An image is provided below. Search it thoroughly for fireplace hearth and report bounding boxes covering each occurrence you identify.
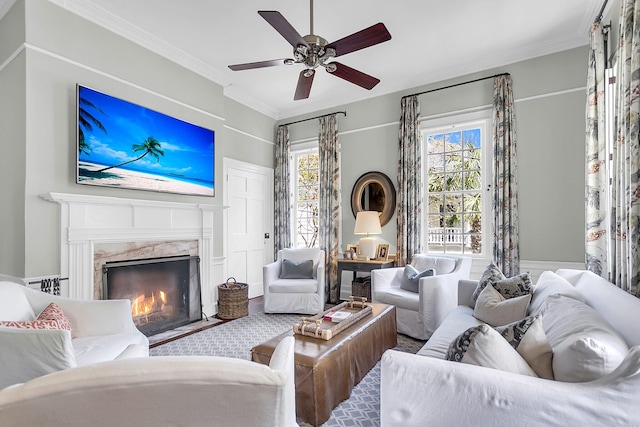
[103,255,202,336]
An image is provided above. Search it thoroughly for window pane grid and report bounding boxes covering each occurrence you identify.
[425,125,483,254]
[293,151,319,248]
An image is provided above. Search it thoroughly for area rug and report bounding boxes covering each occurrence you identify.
[151,310,425,427]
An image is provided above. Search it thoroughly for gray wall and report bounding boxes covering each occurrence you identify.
[1,0,591,278]
[0,0,275,277]
[282,46,589,265]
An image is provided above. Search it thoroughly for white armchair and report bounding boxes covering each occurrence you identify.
[372,255,472,340]
[0,280,149,389]
[263,248,326,314]
[0,336,298,427]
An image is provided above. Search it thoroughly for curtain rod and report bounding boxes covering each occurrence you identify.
[402,72,510,100]
[281,111,346,127]
[594,0,609,24]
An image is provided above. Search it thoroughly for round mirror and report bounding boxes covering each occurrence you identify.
[351,172,396,226]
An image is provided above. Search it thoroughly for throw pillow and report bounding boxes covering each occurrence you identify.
[472,262,505,301]
[473,283,531,327]
[472,262,533,303]
[528,270,586,315]
[495,314,554,379]
[539,294,628,382]
[445,324,537,377]
[399,265,436,293]
[493,274,534,299]
[280,259,314,279]
[0,302,72,332]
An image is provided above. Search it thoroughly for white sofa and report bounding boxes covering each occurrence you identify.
[372,255,472,339]
[381,269,640,426]
[0,280,149,389]
[263,248,326,314]
[0,336,297,427]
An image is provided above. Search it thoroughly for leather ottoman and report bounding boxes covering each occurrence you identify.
[251,303,397,426]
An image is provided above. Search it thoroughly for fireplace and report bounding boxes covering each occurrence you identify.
[103,255,202,336]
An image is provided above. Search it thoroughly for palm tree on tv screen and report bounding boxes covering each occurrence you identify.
[78,98,107,155]
[97,136,164,172]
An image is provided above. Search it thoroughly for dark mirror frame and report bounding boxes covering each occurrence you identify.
[350,171,396,226]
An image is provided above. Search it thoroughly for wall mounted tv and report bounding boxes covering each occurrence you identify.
[77,85,214,197]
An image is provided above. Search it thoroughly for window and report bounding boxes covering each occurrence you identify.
[291,147,319,248]
[422,111,491,255]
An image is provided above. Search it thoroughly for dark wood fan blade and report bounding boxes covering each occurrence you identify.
[258,11,309,49]
[326,23,391,57]
[228,59,288,71]
[329,62,380,90]
[294,70,314,100]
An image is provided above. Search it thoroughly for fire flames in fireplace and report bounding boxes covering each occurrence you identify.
[103,255,202,336]
[131,291,170,326]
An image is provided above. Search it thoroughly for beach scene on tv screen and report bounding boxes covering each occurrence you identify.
[77,85,215,196]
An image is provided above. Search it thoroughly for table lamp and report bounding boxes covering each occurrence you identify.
[354,211,382,259]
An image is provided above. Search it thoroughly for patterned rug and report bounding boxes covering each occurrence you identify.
[151,310,425,426]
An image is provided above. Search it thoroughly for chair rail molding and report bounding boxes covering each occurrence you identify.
[41,192,228,316]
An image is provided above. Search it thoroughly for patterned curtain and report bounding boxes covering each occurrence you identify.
[274,125,292,256]
[318,115,340,303]
[492,75,520,276]
[397,96,423,266]
[612,0,640,294]
[585,21,608,278]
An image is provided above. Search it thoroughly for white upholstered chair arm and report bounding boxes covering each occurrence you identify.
[263,260,281,288]
[371,268,403,292]
[315,259,326,293]
[381,346,640,427]
[0,328,76,388]
[417,273,461,337]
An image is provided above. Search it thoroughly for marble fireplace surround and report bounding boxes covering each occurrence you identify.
[42,192,226,316]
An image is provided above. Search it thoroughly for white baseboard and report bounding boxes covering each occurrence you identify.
[470,259,584,283]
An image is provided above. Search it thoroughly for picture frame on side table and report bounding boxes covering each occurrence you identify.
[376,244,389,260]
[346,244,360,255]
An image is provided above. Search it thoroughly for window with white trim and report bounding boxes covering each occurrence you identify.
[422,111,491,255]
[291,147,319,248]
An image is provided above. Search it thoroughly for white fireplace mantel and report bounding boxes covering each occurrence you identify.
[42,192,227,315]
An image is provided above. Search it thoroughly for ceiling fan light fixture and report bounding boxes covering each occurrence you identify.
[324,63,337,73]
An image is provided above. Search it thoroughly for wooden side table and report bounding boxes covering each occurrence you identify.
[336,259,395,302]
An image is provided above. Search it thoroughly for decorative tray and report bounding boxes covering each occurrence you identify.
[293,296,373,340]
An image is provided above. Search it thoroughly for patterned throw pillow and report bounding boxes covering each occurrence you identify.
[472,262,533,302]
[494,274,534,299]
[399,265,436,293]
[495,314,554,379]
[472,263,505,301]
[0,302,72,333]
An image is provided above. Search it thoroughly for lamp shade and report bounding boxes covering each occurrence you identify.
[354,211,382,235]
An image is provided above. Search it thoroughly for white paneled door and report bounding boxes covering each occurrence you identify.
[224,158,274,299]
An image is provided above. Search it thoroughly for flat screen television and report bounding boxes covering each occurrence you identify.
[76,85,215,197]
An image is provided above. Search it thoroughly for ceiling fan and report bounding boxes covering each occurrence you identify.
[228,0,391,100]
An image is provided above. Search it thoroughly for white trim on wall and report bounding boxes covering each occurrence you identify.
[224,124,273,145]
[288,86,587,145]
[2,43,227,122]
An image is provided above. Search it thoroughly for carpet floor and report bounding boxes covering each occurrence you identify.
[151,310,425,426]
